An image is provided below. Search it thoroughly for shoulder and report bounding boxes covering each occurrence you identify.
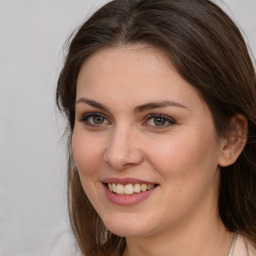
[233,234,256,256]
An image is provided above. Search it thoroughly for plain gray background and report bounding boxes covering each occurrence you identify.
[0,0,255,255]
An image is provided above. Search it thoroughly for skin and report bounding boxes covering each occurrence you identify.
[72,44,245,256]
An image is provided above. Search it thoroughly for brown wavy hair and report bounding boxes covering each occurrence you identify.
[56,0,256,255]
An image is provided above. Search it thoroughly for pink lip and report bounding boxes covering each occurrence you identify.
[102,182,158,206]
[102,177,157,185]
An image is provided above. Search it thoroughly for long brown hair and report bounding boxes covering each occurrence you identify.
[56,0,256,255]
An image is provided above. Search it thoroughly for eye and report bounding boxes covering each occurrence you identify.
[145,114,176,128]
[80,113,109,126]
[91,115,105,124]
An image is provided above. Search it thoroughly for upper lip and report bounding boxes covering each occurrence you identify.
[102,177,158,185]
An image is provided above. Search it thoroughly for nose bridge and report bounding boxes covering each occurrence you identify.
[104,123,143,169]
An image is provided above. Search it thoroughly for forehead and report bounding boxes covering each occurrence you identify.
[77,44,173,85]
[76,44,205,111]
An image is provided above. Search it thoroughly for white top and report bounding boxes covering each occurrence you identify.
[232,234,256,256]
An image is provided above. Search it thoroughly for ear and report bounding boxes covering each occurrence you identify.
[218,114,248,167]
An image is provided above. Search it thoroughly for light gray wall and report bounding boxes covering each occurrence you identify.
[0,0,255,255]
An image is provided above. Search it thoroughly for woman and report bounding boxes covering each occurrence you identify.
[56,0,256,255]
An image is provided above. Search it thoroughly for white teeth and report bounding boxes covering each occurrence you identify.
[134,184,141,193]
[107,183,155,195]
[141,184,147,192]
[148,184,154,190]
[124,184,134,195]
[108,183,112,191]
[112,183,117,193]
[116,184,124,194]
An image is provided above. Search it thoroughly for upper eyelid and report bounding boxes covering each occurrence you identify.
[146,113,172,118]
[79,112,109,120]
[145,113,176,121]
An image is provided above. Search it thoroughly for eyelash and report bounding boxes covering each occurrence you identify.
[80,112,110,126]
[79,112,176,128]
[144,114,176,128]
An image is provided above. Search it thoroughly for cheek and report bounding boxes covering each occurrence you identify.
[146,129,220,179]
[145,132,221,222]
[71,132,106,208]
[72,132,104,176]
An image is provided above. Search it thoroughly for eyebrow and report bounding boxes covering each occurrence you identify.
[76,98,110,112]
[134,101,187,113]
[76,98,187,113]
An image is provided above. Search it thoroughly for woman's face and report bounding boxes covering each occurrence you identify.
[72,44,227,238]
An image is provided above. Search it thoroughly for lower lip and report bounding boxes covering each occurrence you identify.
[103,184,157,206]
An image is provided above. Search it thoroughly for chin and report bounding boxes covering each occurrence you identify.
[101,212,158,238]
[107,224,151,238]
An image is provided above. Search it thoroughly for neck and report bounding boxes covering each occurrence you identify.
[123,209,235,256]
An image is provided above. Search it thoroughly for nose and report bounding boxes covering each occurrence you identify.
[103,126,144,170]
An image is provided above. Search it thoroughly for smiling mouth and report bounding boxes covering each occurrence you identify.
[105,183,158,196]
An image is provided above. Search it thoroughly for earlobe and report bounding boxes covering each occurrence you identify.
[218,114,248,167]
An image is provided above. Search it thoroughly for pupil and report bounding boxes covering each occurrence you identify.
[154,117,165,126]
[93,116,104,124]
